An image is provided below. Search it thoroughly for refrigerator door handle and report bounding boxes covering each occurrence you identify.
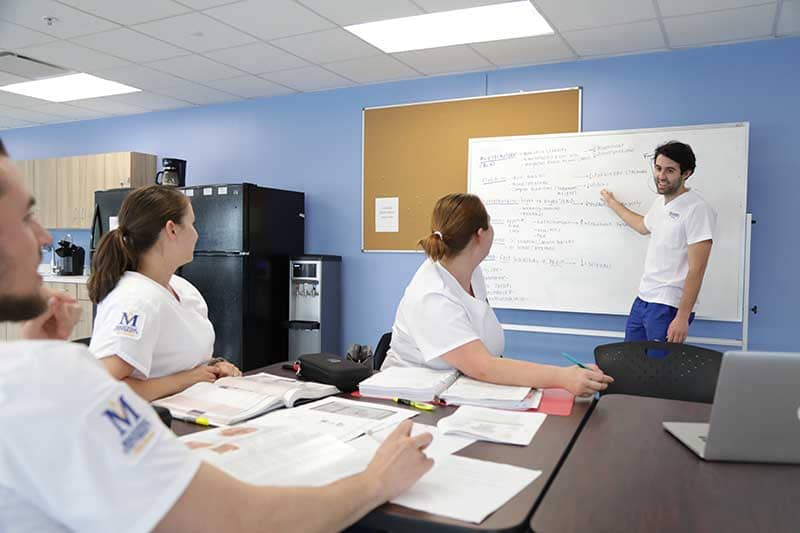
[90,203,101,250]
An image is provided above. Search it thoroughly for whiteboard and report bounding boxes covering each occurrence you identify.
[467,123,749,322]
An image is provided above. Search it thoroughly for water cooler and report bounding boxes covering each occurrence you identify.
[287,255,341,360]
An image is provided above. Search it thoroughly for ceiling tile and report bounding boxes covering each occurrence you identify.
[19,41,130,71]
[0,90,55,108]
[203,42,309,74]
[0,104,65,123]
[57,0,191,25]
[0,71,28,85]
[134,12,256,53]
[272,28,381,64]
[152,81,239,104]
[563,19,666,56]
[413,0,513,12]
[67,97,149,114]
[296,0,423,25]
[393,45,492,75]
[173,0,238,8]
[94,64,188,89]
[263,66,354,92]
[0,116,37,129]
[72,28,188,63]
[657,0,775,18]
[147,54,244,82]
[778,0,800,35]
[206,75,296,98]
[204,0,335,40]
[324,55,419,84]
[471,34,577,66]
[31,102,111,118]
[664,4,777,47]
[0,0,119,39]
[0,20,55,50]
[535,0,658,31]
[104,90,193,110]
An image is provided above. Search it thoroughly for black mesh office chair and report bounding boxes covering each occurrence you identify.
[594,341,723,403]
[72,337,91,346]
[373,331,392,370]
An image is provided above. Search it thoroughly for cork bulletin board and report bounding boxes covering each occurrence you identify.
[362,87,582,251]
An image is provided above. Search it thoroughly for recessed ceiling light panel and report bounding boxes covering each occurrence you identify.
[0,73,140,103]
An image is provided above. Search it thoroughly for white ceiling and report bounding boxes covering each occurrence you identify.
[0,0,797,130]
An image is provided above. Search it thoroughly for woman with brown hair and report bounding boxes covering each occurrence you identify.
[88,185,240,401]
[382,193,613,397]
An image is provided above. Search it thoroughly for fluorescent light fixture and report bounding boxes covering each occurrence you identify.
[0,73,140,102]
[345,1,553,53]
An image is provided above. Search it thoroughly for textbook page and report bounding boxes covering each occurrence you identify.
[153,373,338,426]
[366,422,476,458]
[249,397,417,442]
[180,425,364,487]
[437,405,547,446]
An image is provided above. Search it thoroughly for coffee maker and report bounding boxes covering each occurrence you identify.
[155,158,186,187]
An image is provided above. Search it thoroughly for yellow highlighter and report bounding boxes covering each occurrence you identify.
[194,417,210,426]
[393,398,435,411]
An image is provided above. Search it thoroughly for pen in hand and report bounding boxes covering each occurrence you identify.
[560,352,589,369]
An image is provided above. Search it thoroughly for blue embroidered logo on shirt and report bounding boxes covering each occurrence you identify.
[103,394,154,455]
[112,311,145,339]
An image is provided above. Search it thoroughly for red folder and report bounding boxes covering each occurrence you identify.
[528,388,574,416]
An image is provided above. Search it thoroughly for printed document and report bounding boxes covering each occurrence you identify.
[249,397,417,442]
[437,405,547,446]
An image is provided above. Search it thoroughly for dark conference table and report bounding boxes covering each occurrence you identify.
[172,363,594,533]
[530,395,800,533]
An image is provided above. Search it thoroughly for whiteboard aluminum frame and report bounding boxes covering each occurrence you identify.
[361,86,583,253]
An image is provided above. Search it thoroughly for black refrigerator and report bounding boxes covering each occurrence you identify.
[92,183,305,371]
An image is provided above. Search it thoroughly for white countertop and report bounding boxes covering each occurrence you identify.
[42,274,89,284]
[38,265,88,283]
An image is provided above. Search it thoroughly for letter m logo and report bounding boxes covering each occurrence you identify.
[119,312,138,328]
[103,395,141,436]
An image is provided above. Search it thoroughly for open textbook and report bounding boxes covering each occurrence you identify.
[440,376,542,410]
[153,373,339,426]
[182,416,540,524]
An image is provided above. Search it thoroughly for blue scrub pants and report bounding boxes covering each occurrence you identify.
[624,297,695,355]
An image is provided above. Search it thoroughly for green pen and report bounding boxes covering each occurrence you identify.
[561,352,589,369]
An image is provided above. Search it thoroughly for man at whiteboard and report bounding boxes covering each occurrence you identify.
[600,141,716,345]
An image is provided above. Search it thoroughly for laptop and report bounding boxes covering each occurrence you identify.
[663,351,800,463]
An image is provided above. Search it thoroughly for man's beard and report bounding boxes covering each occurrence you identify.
[0,292,48,322]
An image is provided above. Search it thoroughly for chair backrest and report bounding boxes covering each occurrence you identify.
[72,337,91,346]
[594,341,723,403]
[374,331,392,370]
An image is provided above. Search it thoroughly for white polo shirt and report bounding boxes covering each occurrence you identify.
[0,340,201,532]
[639,189,716,309]
[382,259,505,371]
[90,271,215,379]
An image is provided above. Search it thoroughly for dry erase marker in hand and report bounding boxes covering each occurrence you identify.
[560,352,589,369]
[393,398,435,411]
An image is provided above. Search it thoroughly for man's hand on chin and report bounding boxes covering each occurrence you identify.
[20,288,82,341]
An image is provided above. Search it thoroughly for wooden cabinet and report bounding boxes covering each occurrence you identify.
[0,280,93,342]
[17,152,156,229]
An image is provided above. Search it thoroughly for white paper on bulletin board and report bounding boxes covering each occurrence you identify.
[375,197,399,233]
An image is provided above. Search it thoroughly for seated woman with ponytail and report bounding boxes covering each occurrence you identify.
[88,185,240,401]
[382,193,614,397]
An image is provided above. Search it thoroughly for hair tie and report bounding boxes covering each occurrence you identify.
[433,231,443,240]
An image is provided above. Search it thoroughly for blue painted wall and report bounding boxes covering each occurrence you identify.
[4,37,799,363]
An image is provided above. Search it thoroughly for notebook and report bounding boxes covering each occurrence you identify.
[153,372,339,426]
